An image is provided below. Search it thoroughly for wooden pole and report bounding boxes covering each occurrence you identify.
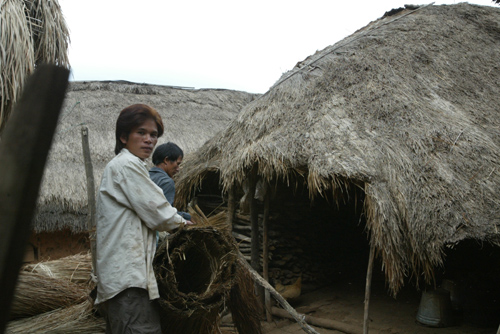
[0,65,69,333]
[363,242,376,334]
[249,174,259,272]
[262,183,272,322]
[248,169,264,306]
[226,187,236,232]
[81,126,97,275]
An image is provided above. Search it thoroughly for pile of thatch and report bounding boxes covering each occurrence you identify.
[6,254,103,333]
[9,271,87,319]
[22,252,92,285]
[6,300,105,334]
[154,226,261,334]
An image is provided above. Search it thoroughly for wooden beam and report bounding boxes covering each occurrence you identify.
[0,65,69,332]
[249,174,259,272]
[226,187,236,232]
[262,184,272,322]
[363,242,376,334]
[81,126,97,275]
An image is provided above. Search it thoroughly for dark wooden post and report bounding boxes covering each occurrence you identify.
[248,168,264,307]
[226,187,236,232]
[0,65,69,332]
[262,183,272,322]
[81,126,97,275]
[363,242,376,334]
[249,170,259,272]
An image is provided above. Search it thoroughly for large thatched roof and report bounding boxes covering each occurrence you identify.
[34,81,259,233]
[176,3,500,293]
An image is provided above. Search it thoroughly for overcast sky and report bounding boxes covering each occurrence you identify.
[58,1,497,94]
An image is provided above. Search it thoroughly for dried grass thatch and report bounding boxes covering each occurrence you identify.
[6,300,105,334]
[0,0,69,131]
[10,271,87,319]
[34,81,258,233]
[175,3,500,294]
[153,226,261,334]
[22,252,92,285]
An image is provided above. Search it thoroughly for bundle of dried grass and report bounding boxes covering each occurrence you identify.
[154,227,237,334]
[9,271,87,319]
[6,300,105,334]
[22,252,92,285]
[188,204,230,233]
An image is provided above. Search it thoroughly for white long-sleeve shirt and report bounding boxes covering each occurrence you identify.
[94,148,185,305]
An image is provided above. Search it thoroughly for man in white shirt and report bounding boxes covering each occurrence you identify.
[95,104,193,333]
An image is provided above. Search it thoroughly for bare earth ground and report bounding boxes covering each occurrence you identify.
[223,279,498,334]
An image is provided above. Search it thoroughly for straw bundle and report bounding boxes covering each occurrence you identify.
[9,271,87,319]
[22,252,92,285]
[188,204,230,233]
[154,227,238,334]
[6,300,105,334]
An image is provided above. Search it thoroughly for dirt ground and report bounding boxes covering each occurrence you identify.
[222,279,499,334]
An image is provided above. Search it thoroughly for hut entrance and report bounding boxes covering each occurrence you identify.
[194,175,374,295]
[256,180,370,293]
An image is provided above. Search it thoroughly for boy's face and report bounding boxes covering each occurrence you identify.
[120,119,158,160]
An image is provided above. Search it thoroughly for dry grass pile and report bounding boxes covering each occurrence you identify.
[154,226,261,334]
[9,271,87,319]
[22,252,92,285]
[188,204,230,233]
[6,300,105,334]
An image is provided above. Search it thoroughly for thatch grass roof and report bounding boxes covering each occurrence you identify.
[175,3,500,294]
[34,81,259,233]
[0,0,70,131]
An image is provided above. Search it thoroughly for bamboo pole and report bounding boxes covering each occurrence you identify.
[81,126,96,276]
[363,242,376,334]
[262,184,272,322]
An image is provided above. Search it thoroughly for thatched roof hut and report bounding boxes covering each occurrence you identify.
[176,3,500,294]
[34,81,259,234]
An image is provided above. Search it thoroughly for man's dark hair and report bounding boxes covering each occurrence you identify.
[114,104,164,155]
[152,142,184,165]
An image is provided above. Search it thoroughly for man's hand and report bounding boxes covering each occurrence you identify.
[185,220,195,226]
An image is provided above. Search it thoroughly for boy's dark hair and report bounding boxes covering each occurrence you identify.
[152,142,184,165]
[115,104,164,155]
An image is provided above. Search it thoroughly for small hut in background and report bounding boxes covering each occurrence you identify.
[29,81,259,261]
[176,3,500,328]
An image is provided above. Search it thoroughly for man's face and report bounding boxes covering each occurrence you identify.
[164,156,183,178]
[120,119,158,160]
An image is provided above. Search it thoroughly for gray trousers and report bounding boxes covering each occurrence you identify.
[99,288,162,334]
